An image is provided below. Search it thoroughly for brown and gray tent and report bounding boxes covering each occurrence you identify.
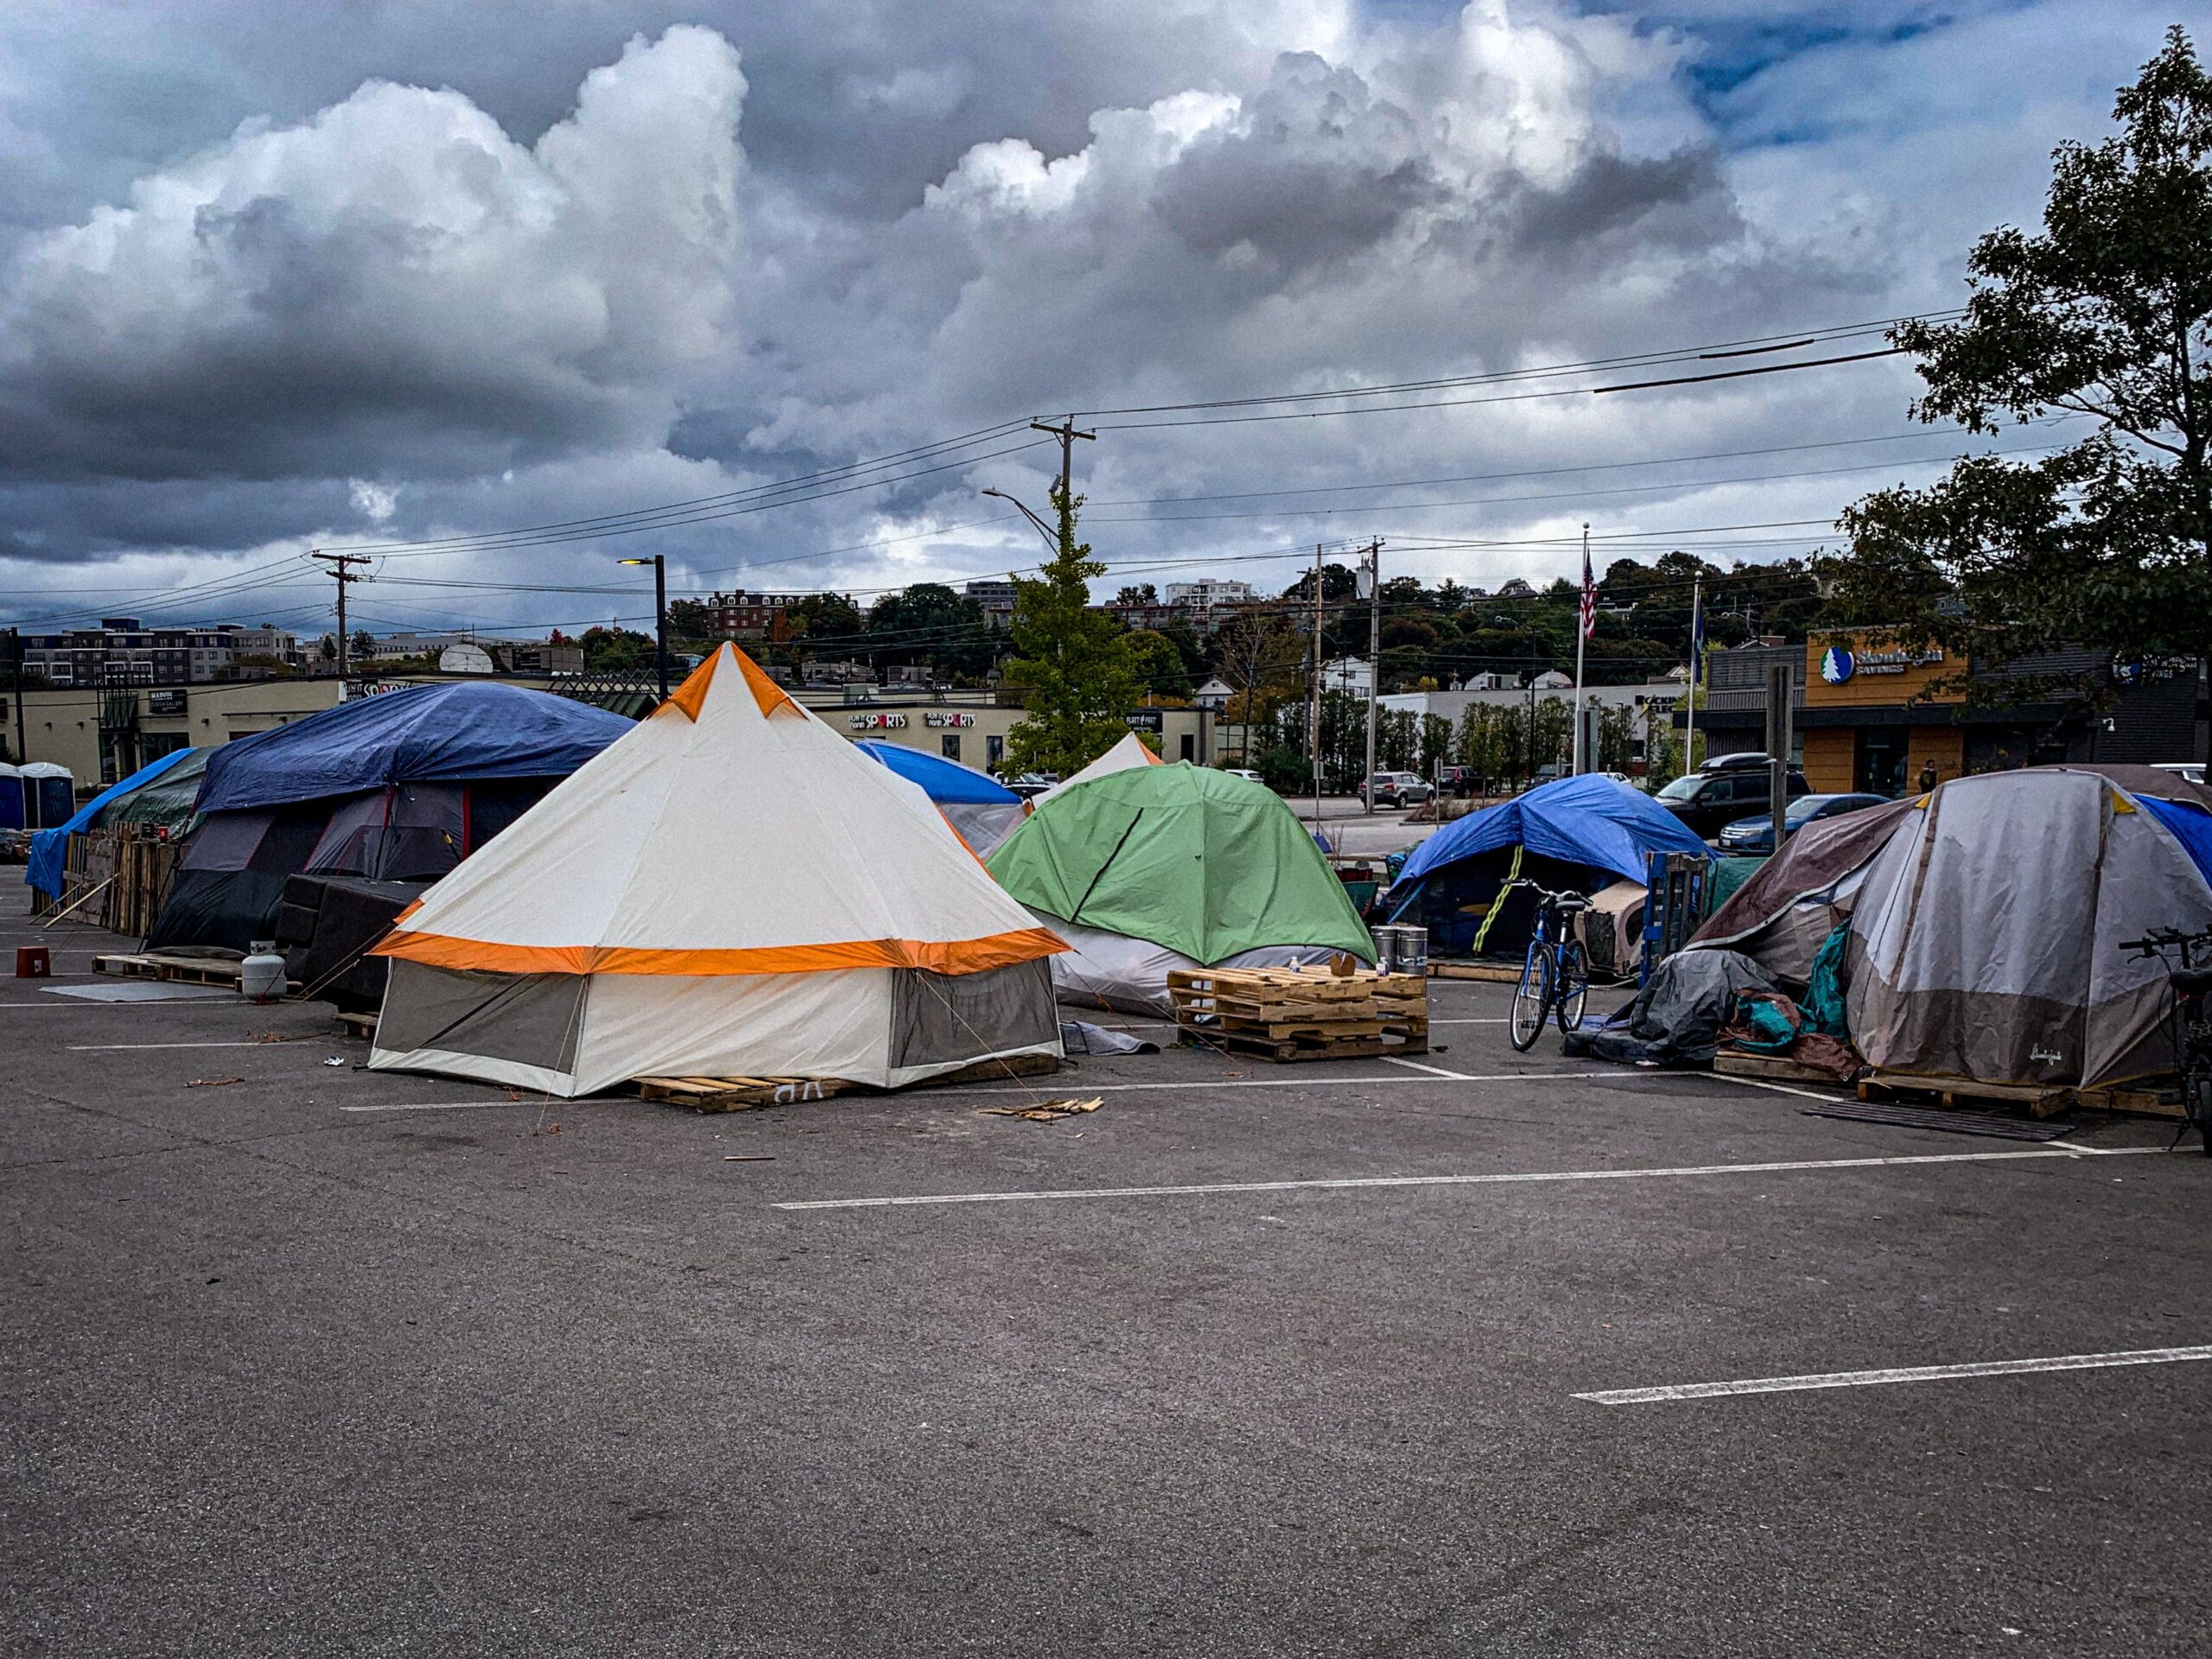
[1690,766,2212,1090]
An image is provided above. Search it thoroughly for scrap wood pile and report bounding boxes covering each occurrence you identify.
[1168,962,1428,1061]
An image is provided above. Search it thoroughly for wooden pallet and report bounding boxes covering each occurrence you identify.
[333,1010,378,1040]
[1714,1050,1855,1087]
[93,950,296,993]
[1169,964,1428,1062]
[1857,1070,2070,1119]
[2074,1083,2186,1121]
[630,1049,1062,1114]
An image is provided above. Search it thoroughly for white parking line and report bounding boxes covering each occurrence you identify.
[772,1145,2164,1211]
[337,1100,534,1113]
[1705,1071,1852,1104]
[1383,1056,1480,1081]
[1574,1344,2212,1405]
[69,1040,302,1051]
[963,1070,1642,1096]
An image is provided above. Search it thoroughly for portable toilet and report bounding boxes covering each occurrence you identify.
[0,762,21,832]
[20,762,74,830]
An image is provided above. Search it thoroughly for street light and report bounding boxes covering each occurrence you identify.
[981,487,1058,552]
[616,556,668,702]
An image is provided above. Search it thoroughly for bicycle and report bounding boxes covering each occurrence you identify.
[1508,881,1591,1052]
[2121,925,2212,1156]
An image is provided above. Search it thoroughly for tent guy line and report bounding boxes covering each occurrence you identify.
[1573,1344,2212,1405]
[769,1145,2166,1211]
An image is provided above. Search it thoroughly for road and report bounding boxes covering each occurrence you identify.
[4,888,2209,1656]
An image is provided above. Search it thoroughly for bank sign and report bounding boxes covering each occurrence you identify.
[1820,644,1943,684]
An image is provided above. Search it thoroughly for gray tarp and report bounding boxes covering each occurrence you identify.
[1569,949,1777,1067]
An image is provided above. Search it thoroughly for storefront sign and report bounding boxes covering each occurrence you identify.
[147,690,187,715]
[848,712,908,730]
[2111,653,2196,685]
[1821,645,1942,683]
[923,712,974,728]
[1124,710,1164,733]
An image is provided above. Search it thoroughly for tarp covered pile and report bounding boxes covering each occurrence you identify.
[23,747,203,899]
[369,645,1065,1096]
[987,761,1373,1014]
[1692,766,2212,1089]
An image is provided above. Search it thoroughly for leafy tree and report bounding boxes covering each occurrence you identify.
[1114,583,1159,606]
[349,629,376,662]
[1124,629,1192,701]
[580,626,655,671]
[868,582,994,679]
[1002,482,1141,774]
[1827,28,2212,684]
[790,592,865,650]
[664,599,715,648]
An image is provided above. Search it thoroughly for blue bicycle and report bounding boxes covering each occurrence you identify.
[1508,882,1591,1052]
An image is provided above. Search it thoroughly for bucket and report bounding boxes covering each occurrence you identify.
[1389,925,1427,976]
[1369,927,1397,975]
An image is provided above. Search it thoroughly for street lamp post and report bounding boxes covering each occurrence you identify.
[618,556,668,702]
[981,487,1059,552]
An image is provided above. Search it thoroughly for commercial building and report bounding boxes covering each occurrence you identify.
[16,619,303,687]
[1688,633,2208,794]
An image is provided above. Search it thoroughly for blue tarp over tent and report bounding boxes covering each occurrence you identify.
[196,683,633,814]
[1395,774,1714,891]
[24,747,196,898]
[854,740,1020,805]
[2139,796,2212,890]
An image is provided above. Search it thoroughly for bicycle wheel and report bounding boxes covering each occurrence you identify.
[1554,938,1590,1037]
[1510,945,1554,1052]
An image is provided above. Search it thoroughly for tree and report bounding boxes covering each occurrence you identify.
[789,593,864,652]
[1001,482,1141,775]
[580,626,655,671]
[1115,583,1158,606]
[1826,28,2212,687]
[1124,630,1192,701]
[1210,606,1307,762]
[868,583,993,680]
[349,629,376,662]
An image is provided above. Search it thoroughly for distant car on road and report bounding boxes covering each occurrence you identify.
[1716,791,1890,855]
[1655,763,1811,840]
[1222,767,1266,785]
[1002,772,1058,799]
[1362,771,1434,809]
[1434,765,1476,797]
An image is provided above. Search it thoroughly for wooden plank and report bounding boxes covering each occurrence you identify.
[2075,1084,2186,1121]
[1713,1050,1853,1087]
[334,1010,378,1039]
[1857,1070,2070,1117]
[1427,960,1525,982]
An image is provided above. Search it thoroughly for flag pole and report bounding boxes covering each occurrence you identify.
[1571,524,1589,775]
[1683,575,1702,779]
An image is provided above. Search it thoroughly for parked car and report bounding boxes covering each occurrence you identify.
[1434,765,1476,798]
[1655,765,1810,841]
[1222,767,1266,785]
[1716,791,1890,855]
[1002,772,1058,800]
[1362,771,1435,808]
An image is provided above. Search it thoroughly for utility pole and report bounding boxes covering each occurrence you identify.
[1572,523,1590,776]
[618,556,670,702]
[1358,539,1382,815]
[310,551,372,678]
[1682,575,1703,779]
[1309,542,1325,827]
[5,626,24,766]
[1029,417,1096,503]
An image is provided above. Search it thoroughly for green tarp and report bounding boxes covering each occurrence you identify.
[99,747,210,834]
[985,763,1375,965]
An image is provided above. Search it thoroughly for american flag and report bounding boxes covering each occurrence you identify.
[1578,541,1597,639]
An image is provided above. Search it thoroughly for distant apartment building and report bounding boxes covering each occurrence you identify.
[1163,578,1254,614]
[18,619,301,687]
[702,589,814,638]
[365,632,582,675]
[963,580,1020,626]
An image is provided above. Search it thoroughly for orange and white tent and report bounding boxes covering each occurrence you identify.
[1038,730,1161,802]
[367,645,1066,1096]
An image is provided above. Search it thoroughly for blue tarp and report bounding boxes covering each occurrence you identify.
[2139,796,2212,890]
[854,740,1020,806]
[196,683,633,815]
[24,747,196,898]
[1395,773,1715,890]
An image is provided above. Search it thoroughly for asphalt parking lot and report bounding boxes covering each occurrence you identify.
[4,887,2209,1657]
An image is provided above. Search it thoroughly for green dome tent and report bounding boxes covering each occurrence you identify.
[986,763,1374,1014]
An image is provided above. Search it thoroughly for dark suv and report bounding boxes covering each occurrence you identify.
[1655,758,1810,842]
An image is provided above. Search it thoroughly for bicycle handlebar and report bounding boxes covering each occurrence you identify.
[2122,926,2212,957]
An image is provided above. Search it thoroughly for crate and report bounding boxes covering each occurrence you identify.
[1168,964,1428,1062]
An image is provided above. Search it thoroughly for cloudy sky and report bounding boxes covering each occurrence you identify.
[0,1,2180,640]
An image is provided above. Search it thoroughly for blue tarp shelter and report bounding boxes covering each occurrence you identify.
[1388,775,1713,959]
[25,747,197,898]
[854,739,1028,857]
[198,682,631,813]
[148,683,632,953]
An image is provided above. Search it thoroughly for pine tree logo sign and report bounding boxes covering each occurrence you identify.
[1820,646,1856,684]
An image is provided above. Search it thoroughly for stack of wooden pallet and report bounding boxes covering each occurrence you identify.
[102,830,181,938]
[1167,963,1428,1062]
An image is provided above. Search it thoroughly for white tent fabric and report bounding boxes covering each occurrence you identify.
[368,645,1065,1096]
[1037,731,1160,802]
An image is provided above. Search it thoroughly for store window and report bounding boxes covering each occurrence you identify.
[986,734,1004,768]
[1855,731,1909,797]
[941,734,961,761]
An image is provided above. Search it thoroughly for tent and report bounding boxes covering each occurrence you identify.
[23,747,200,899]
[147,683,631,953]
[855,741,1028,857]
[1037,731,1160,801]
[1694,766,2212,1089]
[368,645,1065,1096]
[985,761,1374,1014]
[99,747,211,835]
[1385,774,1713,963]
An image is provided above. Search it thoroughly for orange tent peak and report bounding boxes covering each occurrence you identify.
[657,649,722,722]
[733,646,803,719]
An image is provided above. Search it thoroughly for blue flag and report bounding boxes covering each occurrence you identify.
[1689,593,1706,687]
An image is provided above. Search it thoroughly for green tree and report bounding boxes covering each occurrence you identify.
[1124,629,1192,701]
[868,583,994,679]
[1002,482,1141,775]
[581,626,655,671]
[1827,28,2212,684]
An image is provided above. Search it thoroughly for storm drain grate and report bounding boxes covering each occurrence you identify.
[1799,1101,2077,1141]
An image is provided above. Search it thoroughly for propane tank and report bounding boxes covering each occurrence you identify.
[239,944,286,1004]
